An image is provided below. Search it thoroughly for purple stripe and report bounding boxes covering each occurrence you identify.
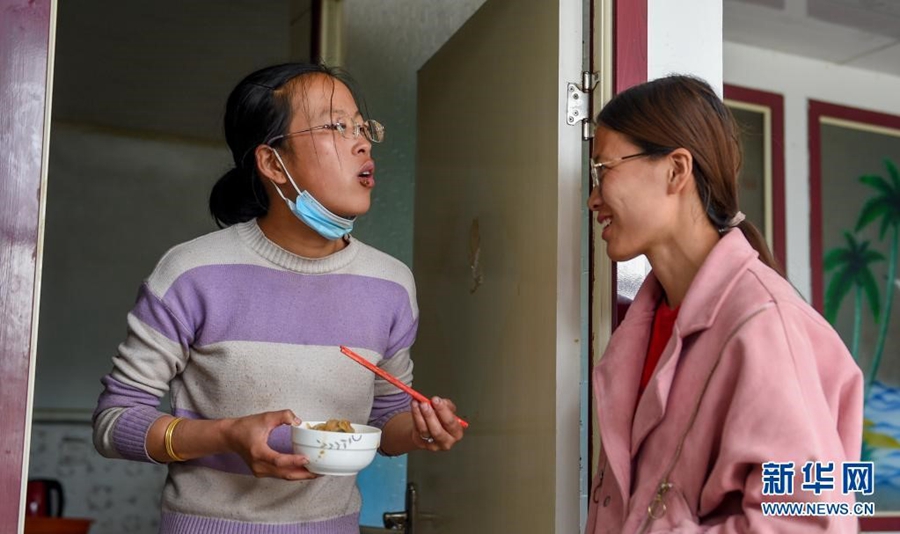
[93,375,161,422]
[385,316,418,359]
[112,405,165,463]
[174,409,294,475]
[185,451,252,475]
[160,511,360,534]
[368,392,411,428]
[268,424,293,454]
[159,265,415,354]
[132,283,193,348]
[95,377,164,462]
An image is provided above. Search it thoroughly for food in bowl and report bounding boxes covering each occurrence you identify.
[309,419,354,433]
[292,421,382,476]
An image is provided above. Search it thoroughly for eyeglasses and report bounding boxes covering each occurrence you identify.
[589,152,651,190]
[267,118,385,145]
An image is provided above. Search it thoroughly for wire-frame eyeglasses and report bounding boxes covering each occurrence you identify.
[267,119,385,146]
[589,152,651,190]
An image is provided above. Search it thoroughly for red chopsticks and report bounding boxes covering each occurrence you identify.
[339,345,469,429]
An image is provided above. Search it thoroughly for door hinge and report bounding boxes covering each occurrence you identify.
[566,71,600,140]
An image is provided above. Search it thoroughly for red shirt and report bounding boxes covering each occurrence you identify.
[639,300,680,396]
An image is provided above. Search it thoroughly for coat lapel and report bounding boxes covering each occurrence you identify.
[630,334,682,458]
[594,273,661,508]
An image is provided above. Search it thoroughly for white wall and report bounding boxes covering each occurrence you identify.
[28,424,166,533]
[649,0,723,93]
[724,41,900,300]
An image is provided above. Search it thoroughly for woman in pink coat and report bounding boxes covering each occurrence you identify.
[585,75,864,533]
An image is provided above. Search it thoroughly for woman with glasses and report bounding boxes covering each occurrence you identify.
[92,63,464,533]
[585,75,862,533]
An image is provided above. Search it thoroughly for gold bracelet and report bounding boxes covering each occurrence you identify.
[164,417,186,462]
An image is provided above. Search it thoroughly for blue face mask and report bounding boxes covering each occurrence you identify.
[268,149,355,240]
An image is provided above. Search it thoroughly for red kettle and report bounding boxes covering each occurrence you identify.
[25,479,64,517]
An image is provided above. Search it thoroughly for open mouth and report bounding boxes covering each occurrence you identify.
[598,216,612,230]
[358,161,375,187]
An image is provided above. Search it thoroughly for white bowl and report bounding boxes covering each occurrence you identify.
[291,421,382,476]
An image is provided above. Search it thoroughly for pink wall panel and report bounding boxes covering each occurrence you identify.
[0,0,52,530]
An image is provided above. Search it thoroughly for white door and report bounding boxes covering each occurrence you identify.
[409,0,588,531]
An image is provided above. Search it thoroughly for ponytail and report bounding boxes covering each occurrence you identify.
[209,166,269,228]
[699,190,785,279]
[735,219,784,277]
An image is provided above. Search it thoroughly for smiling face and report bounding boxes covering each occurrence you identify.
[271,73,376,218]
[588,126,677,262]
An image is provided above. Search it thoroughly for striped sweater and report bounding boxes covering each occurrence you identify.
[92,219,417,534]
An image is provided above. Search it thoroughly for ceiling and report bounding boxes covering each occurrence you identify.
[725,0,900,76]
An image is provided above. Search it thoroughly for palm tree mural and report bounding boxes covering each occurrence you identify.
[855,158,900,396]
[824,232,883,359]
[823,159,900,464]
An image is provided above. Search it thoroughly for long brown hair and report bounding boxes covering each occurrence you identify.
[596,74,783,276]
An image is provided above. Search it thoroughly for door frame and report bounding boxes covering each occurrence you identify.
[589,0,647,479]
[0,0,56,531]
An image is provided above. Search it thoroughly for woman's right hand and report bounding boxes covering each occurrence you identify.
[223,409,318,480]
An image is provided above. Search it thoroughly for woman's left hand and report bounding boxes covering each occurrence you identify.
[411,396,464,451]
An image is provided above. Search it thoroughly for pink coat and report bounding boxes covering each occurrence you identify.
[586,230,863,533]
